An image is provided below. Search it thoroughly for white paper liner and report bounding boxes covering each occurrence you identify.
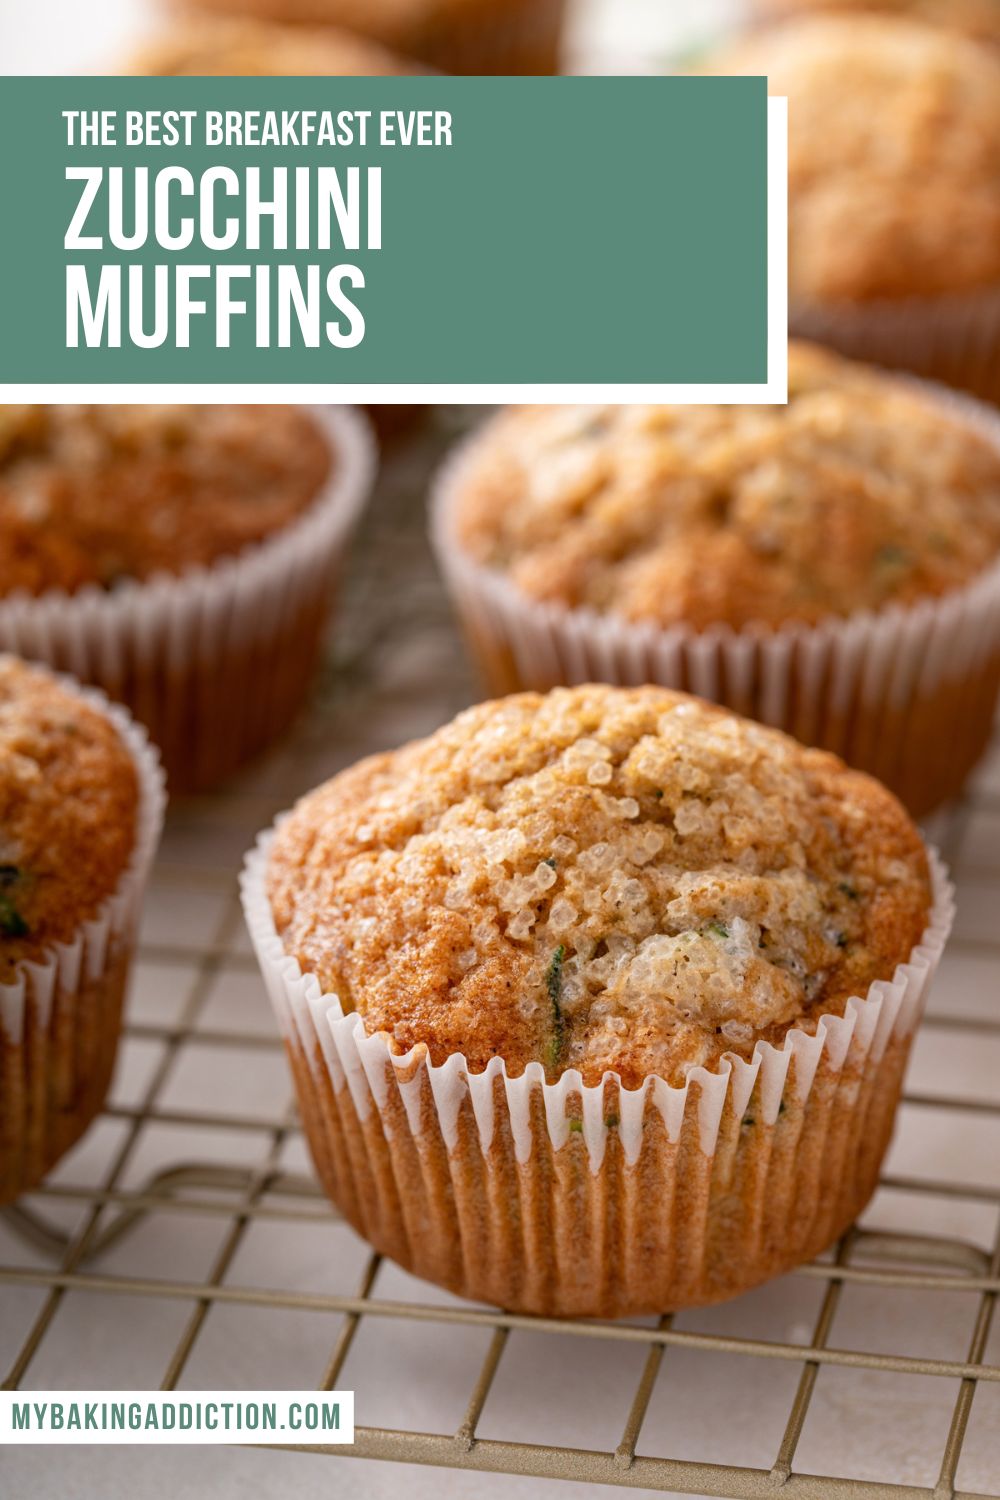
[790,285,1000,406]
[0,405,376,793]
[0,661,166,1202]
[429,380,1000,816]
[241,827,954,1315]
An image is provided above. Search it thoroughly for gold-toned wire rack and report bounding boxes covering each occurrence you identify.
[2,411,1000,1499]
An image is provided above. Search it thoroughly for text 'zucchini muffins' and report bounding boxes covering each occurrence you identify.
[709,17,1000,401]
[127,24,427,454]
[0,404,374,793]
[242,685,953,1317]
[0,657,165,1204]
[173,0,565,75]
[432,345,1000,815]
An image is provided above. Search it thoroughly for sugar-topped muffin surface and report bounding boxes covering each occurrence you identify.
[709,17,1000,304]
[267,685,931,1088]
[0,657,139,983]
[0,405,332,595]
[447,345,1000,632]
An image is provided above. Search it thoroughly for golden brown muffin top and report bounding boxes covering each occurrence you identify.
[709,16,1000,302]
[129,15,421,73]
[268,685,931,1088]
[447,345,1000,632]
[755,0,1000,45]
[0,658,139,984]
[0,405,332,596]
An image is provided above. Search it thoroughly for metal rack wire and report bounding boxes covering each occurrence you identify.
[2,412,1000,1499]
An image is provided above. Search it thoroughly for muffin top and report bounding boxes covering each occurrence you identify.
[0,405,332,596]
[0,658,139,985]
[447,345,1000,632]
[130,16,420,73]
[172,0,507,51]
[755,0,1000,45]
[268,684,932,1088]
[709,16,1000,302]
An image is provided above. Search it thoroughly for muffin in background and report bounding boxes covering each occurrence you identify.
[0,404,374,794]
[127,14,421,72]
[431,344,1000,816]
[171,0,565,74]
[0,657,164,1204]
[708,16,1000,403]
[751,0,1000,46]
[243,684,952,1316]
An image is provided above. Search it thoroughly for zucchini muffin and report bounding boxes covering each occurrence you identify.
[0,406,330,595]
[0,657,165,1204]
[128,15,420,73]
[753,0,1000,46]
[0,404,374,793]
[245,685,952,1315]
[709,16,1000,400]
[173,0,565,74]
[432,344,1000,814]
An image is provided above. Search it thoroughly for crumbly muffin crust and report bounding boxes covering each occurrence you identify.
[448,345,1000,632]
[0,657,139,983]
[755,0,1000,45]
[129,16,420,73]
[709,16,1000,303]
[268,684,931,1088]
[0,406,332,595]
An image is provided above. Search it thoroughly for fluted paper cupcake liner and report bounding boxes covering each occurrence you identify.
[790,286,1000,409]
[430,383,1000,817]
[0,406,376,796]
[0,668,166,1205]
[241,832,953,1318]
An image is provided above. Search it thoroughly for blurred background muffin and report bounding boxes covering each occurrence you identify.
[751,0,1000,46]
[0,656,164,1204]
[432,343,1000,814]
[707,15,1000,403]
[170,0,566,74]
[128,13,423,70]
[246,682,951,1314]
[0,404,374,793]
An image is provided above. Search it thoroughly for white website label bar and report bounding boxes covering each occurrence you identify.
[0,1390,355,1445]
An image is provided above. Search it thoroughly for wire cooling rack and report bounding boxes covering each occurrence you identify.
[2,410,1000,1500]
